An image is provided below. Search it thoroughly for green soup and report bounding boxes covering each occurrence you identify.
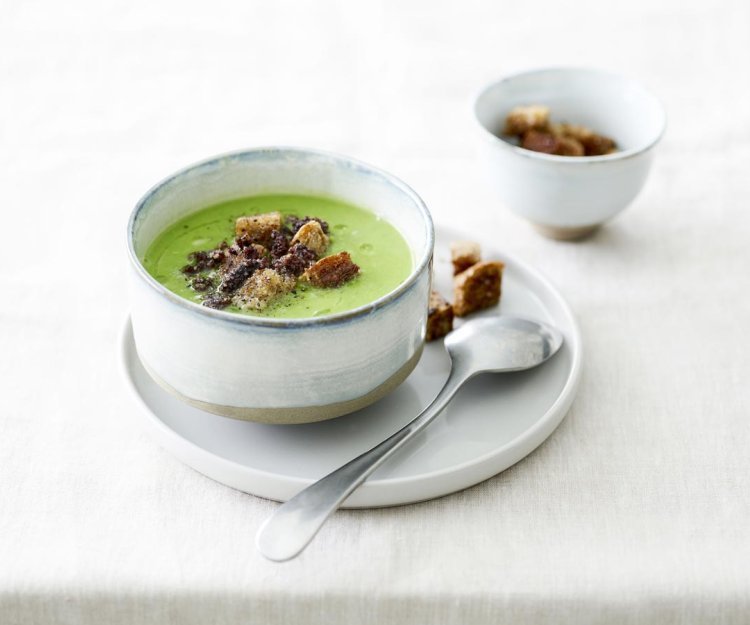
[142,194,413,318]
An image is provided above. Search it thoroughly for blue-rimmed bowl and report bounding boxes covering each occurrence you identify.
[127,148,434,424]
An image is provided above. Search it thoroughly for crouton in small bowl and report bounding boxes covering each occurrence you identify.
[127,148,433,424]
[474,67,666,239]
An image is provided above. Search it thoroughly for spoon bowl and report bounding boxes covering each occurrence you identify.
[446,316,563,373]
[256,315,564,561]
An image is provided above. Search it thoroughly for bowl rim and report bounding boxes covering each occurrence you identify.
[127,146,434,329]
[472,66,667,164]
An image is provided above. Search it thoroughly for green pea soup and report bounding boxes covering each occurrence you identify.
[142,194,413,318]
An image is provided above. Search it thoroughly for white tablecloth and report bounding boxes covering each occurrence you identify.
[2,0,750,623]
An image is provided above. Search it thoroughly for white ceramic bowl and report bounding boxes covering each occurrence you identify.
[127,148,434,424]
[474,67,666,239]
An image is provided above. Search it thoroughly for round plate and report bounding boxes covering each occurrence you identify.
[119,227,582,508]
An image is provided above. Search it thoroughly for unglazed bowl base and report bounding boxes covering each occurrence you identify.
[139,345,424,425]
[530,222,600,241]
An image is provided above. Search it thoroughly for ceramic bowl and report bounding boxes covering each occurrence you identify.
[127,148,434,424]
[474,67,666,239]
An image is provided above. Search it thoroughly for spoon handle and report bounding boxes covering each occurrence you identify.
[256,364,473,562]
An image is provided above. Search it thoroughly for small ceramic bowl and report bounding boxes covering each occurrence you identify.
[127,148,434,424]
[474,67,666,239]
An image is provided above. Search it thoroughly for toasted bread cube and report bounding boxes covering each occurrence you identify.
[453,261,504,317]
[233,268,295,311]
[521,129,558,154]
[235,212,282,246]
[553,123,616,156]
[290,221,329,257]
[548,121,567,138]
[426,290,454,341]
[521,130,584,157]
[450,241,482,275]
[579,133,616,156]
[303,251,359,288]
[504,105,550,136]
[555,136,585,157]
[556,123,588,139]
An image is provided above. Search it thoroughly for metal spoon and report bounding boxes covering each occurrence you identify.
[256,315,564,562]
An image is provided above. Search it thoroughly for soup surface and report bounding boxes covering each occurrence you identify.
[142,194,413,318]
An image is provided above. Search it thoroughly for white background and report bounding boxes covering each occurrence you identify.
[2,1,750,623]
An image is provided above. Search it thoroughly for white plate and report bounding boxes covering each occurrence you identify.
[119,227,582,508]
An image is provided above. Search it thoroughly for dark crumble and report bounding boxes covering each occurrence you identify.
[272,243,318,277]
[180,251,208,275]
[218,257,269,293]
[180,211,361,312]
[180,262,200,275]
[235,233,260,250]
[206,249,226,268]
[180,247,227,275]
[288,243,317,264]
[190,275,214,292]
[202,294,232,309]
[269,229,289,259]
[273,253,310,277]
[286,215,329,235]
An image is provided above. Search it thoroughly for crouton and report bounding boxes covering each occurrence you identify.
[521,130,558,154]
[503,105,550,135]
[555,136,585,157]
[290,220,329,257]
[450,241,482,275]
[303,251,360,288]
[453,261,504,317]
[234,212,282,246]
[521,130,585,157]
[551,123,616,156]
[233,268,295,311]
[548,121,567,138]
[426,290,454,341]
[579,133,616,156]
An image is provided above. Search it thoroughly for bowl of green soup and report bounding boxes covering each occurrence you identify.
[128,147,434,424]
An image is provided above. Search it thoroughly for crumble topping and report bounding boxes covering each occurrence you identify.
[179,212,359,312]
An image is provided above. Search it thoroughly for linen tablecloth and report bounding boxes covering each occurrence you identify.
[2,0,750,622]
